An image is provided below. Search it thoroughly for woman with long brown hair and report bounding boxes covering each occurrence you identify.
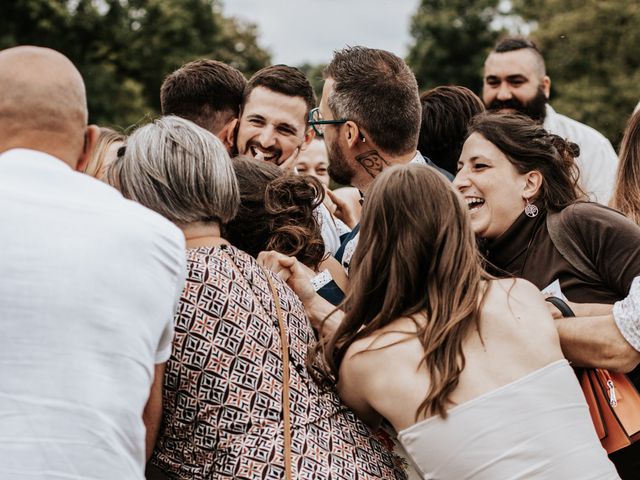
[324,164,617,479]
[611,109,640,223]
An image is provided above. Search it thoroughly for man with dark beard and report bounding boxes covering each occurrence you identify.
[483,37,618,204]
[308,46,433,273]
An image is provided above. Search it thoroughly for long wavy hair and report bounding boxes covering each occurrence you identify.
[324,164,490,419]
[611,109,640,224]
[226,156,326,270]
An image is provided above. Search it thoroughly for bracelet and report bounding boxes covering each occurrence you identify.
[310,269,333,292]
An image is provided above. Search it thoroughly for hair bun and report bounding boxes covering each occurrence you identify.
[265,175,324,215]
[548,134,580,161]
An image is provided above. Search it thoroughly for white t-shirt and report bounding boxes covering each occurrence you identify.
[316,202,351,255]
[0,149,186,479]
[544,105,619,205]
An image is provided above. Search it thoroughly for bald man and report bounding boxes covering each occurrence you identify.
[0,47,186,479]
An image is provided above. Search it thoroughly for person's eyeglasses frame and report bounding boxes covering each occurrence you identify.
[308,107,347,137]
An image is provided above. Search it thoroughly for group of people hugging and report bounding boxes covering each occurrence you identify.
[4,35,640,480]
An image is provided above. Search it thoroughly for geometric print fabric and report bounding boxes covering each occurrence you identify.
[152,245,407,479]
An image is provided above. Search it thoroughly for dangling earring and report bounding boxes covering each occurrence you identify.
[524,198,539,218]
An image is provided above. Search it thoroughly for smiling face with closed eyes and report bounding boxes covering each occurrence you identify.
[453,132,529,240]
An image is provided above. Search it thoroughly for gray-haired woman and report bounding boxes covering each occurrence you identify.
[107,116,406,480]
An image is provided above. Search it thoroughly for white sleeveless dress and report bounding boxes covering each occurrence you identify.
[398,360,619,479]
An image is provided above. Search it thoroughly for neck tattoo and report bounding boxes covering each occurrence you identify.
[355,149,389,178]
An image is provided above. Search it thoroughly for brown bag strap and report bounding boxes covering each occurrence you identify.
[263,271,293,480]
[221,250,293,479]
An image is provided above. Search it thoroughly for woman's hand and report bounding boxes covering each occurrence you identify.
[258,250,344,339]
[257,250,317,304]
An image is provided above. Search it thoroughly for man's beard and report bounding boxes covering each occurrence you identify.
[487,86,548,123]
[327,139,356,186]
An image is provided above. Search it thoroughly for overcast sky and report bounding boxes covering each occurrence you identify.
[221,0,420,66]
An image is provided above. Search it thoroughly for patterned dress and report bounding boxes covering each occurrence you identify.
[151,245,406,479]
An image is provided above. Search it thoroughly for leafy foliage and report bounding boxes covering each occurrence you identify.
[407,0,640,144]
[298,62,326,105]
[513,0,640,146]
[406,0,503,94]
[0,0,271,129]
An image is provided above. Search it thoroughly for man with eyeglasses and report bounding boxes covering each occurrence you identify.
[262,45,443,309]
[306,46,445,274]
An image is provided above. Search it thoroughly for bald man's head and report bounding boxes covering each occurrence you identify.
[0,46,96,168]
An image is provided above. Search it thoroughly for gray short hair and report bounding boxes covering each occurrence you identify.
[107,115,239,225]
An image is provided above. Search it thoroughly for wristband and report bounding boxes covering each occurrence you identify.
[310,269,333,292]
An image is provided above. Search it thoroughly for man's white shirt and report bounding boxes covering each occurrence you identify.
[544,104,619,205]
[0,149,186,479]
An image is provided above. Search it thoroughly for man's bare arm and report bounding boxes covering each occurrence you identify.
[555,315,640,372]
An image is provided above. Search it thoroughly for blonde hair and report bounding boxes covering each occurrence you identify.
[83,127,125,179]
[106,116,239,226]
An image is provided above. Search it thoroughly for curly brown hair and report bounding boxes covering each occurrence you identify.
[226,156,326,270]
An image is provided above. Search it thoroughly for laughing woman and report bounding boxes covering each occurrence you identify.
[454,113,640,478]
[327,164,617,479]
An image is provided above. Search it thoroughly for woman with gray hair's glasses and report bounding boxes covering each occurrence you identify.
[108,116,406,480]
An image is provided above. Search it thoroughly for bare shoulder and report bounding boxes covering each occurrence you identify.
[483,278,558,338]
[487,277,546,308]
[338,317,423,428]
[340,316,422,391]
[342,318,419,373]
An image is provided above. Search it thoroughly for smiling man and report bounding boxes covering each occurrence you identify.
[482,37,618,205]
[236,65,315,171]
[235,64,352,255]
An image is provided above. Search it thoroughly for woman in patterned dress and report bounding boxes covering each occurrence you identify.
[107,116,406,480]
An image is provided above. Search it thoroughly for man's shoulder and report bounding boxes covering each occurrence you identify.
[0,148,184,255]
[544,105,613,149]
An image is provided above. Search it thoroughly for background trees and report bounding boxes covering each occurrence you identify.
[513,0,640,145]
[0,0,271,128]
[406,0,503,95]
[2,1,638,144]
[406,0,640,146]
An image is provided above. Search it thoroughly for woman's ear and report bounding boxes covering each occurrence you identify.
[523,170,543,200]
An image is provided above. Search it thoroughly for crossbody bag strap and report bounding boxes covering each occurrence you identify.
[220,250,293,480]
[263,271,293,480]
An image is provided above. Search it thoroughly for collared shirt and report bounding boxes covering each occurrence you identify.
[0,149,186,479]
[543,105,618,205]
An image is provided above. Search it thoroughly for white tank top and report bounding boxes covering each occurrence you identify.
[398,360,619,479]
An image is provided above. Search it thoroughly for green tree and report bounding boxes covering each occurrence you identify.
[298,62,326,104]
[513,0,640,145]
[406,0,504,94]
[0,0,271,128]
